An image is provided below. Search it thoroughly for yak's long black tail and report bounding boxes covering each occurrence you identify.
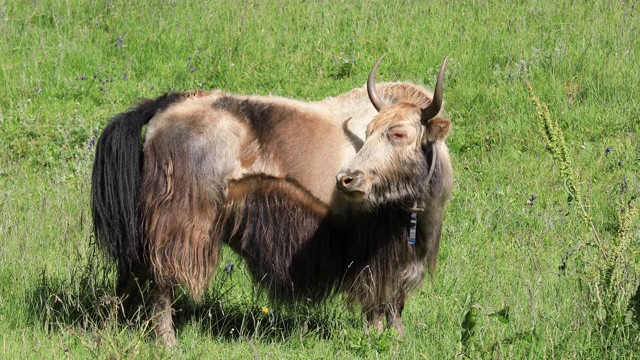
[91,93,186,281]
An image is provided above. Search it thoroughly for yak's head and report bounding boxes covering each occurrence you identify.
[336,55,451,210]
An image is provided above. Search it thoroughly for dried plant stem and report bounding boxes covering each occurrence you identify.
[576,198,608,263]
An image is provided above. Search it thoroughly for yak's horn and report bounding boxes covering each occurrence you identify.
[421,57,448,123]
[367,54,387,112]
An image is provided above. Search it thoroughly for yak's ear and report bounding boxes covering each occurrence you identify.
[425,116,451,142]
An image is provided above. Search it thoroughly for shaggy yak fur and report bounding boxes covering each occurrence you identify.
[91,56,454,346]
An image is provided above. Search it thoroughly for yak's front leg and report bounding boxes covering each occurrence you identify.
[385,296,405,336]
[151,281,176,347]
[365,306,385,334]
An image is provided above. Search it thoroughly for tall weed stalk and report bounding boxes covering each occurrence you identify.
[527,81,639,343]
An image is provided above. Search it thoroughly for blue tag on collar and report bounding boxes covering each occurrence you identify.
[409,210,417,245]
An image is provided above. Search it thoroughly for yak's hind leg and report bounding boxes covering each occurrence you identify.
[146,204,218,347]
[151,281,176,347]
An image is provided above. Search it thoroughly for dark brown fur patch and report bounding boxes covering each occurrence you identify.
[214,174,426,311]
[216,175,342,302]
[213,96,282,144]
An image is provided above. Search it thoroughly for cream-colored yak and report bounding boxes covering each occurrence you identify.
[92,55,453,347]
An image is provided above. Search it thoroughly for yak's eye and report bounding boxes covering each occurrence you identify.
[389,128,407,141]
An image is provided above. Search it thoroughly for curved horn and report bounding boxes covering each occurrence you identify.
[367,54,387,112]
[421,56,449,123]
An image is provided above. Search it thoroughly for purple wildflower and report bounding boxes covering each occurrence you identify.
[224,263,234,275]
[88,138,95,149]
[115,37,123,47]
[527,194,537,206]
[605,147,611,156]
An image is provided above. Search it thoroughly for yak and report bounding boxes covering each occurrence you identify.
[91,55,454,346]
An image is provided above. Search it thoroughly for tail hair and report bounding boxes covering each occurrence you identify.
[91,93,186,276]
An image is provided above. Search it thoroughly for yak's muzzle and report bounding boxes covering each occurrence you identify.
[336,169,366,197]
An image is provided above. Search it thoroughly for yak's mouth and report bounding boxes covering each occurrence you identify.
[337,187,366,201]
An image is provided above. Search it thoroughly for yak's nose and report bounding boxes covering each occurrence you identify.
[336,170,364,193]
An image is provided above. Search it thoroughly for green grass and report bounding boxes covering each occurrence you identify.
[1,0,639,358]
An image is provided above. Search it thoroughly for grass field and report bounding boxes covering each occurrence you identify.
[1,0,639,358]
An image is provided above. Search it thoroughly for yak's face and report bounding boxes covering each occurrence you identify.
[336,103,450,209]
[336,54,450,211]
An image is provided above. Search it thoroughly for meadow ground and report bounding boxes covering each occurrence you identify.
[1,0,639,358]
